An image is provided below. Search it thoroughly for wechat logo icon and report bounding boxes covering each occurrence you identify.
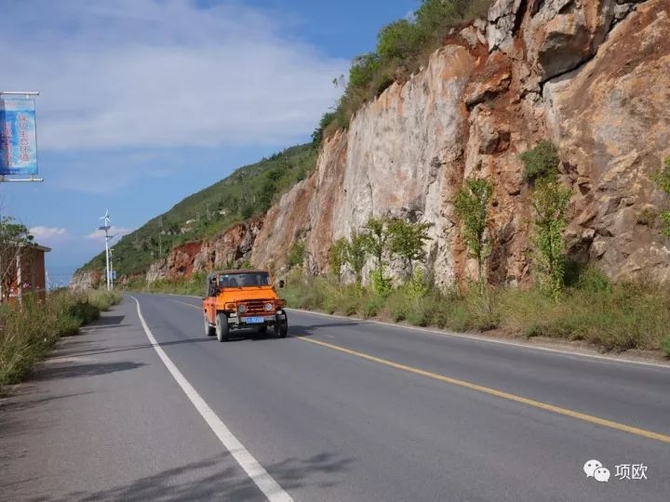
[584,459,610,483]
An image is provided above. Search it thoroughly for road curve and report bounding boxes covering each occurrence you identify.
[2,293,668,501]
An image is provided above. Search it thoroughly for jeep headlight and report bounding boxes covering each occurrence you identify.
[264,302,273,312]
[238,304,247,314]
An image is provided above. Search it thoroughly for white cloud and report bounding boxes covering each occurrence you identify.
[0,0,348,151]
[86,226,134,241]
[29,226,68,241]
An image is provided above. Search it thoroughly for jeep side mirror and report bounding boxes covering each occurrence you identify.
[278,280,285,289]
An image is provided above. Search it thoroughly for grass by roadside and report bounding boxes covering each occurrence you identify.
[280,269,670,358]
[0,289,123,389]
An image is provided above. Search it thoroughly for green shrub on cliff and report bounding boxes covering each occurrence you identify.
[320,0,494,140]
[521,140,560,184]
[652,156,670,237]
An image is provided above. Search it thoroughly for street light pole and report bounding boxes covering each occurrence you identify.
[104,232,110,290]
[109,247,114,289]
[99,210,112,291]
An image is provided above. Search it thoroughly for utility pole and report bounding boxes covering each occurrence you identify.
[98,210,112,290]
[109,247,116,289]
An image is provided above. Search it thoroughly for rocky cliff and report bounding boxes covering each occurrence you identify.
[252,0,670,286]
[147,0,670,286]
[145,217,264,282]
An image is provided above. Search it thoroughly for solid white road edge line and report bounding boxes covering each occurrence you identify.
[130,295,293,502]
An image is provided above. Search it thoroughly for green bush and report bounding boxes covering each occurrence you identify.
[322,0,494,142]
[377,20,422,62]
[361,294,385,319]
[287,240,306,268]
[662,336,670,358]
[652,157,670,237]
[521,140,560,184]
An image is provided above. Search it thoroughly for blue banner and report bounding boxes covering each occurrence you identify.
[0,98,38,176]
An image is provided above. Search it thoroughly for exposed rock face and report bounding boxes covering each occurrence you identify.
[544,1,670,280]
[146,217,264,283]
[146,0,670,287]
[69,270,103,292]
[253,46,483,285]
[249,0,670,286]
[523,0,617,82]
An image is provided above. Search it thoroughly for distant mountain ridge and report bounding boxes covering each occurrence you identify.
[76,143,317,279]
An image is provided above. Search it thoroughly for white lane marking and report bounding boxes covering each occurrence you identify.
[130,295,293,502]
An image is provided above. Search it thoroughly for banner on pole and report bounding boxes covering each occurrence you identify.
[0,98,38,176]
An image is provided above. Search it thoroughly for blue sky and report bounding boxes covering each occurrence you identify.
[0,0,419,283]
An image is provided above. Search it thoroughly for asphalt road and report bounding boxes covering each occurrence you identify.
[2,292,669,501]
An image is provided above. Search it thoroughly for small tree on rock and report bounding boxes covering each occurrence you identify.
[454,177,493,292]
[345,231,368,286]
[388,217,432,279]
[328,237,348,282]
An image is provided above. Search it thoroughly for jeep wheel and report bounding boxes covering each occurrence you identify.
[216,313,229,342]
[274,317,288,339]
[204,314,215,337]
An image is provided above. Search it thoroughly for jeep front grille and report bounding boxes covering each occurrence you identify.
[240,300,273,315]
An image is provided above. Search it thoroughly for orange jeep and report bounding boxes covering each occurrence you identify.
[202,269,288,342]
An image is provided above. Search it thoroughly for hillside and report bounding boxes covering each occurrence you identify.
[76,143,317,278]
[248,0,670,286]
[74,0,670,290]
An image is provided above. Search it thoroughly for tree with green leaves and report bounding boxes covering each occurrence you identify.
[362,217,391,274]
[328,237,348,282]
[652,157,670,236]
[520,141,572,298]
[454,178,493,291]
[345,231,368,285]
[0,216,35,302]
[287,240,305,269]
[362,217,395,294]
[388,218,432,278]
[312,112,336,148]
[349,53,381,89]
[530,177,572,299]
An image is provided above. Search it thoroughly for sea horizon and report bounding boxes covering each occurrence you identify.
[46,264,79,289]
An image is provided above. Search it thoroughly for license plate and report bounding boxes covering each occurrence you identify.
[244,316,264,324]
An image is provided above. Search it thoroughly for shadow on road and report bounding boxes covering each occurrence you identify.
[0,390,94,443]
[80,323,134,331]
[36,451,355,502]
[88,315,126,326]
[46,337,220,360]
[288,320,364,338]
[34,361,146,382]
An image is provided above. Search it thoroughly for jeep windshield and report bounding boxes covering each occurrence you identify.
[217,272,271,288]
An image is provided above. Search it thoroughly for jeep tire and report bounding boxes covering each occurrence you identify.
[216,312,229,342]
[274,315,288,339]
[204,314,215,337]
